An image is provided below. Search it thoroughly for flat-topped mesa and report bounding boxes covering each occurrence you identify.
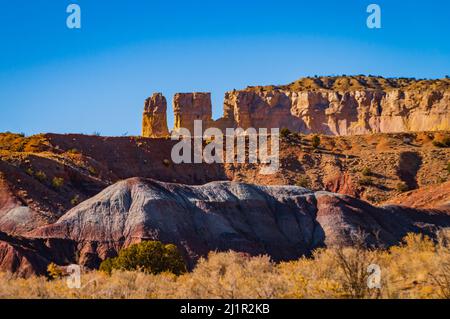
[173,92,214,134]
[222,77,450,135]
[142,93,169,138]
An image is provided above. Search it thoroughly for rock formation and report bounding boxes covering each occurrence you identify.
[385,181,450,210]
[26,178,450,274]
[0,133,229,235]
[173,93,214,134]
[221,88,450,135]
[143,76,450,136]
[1,131,449,237]
[0,231,75,277]
[142,93,169,138]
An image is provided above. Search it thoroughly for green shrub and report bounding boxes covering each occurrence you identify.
[280,128,291,139]
[311,135,321,148]
[71,195,80,206]
[361,167,373,177]
[52,177,64,189]
[433,141,445,148]
[98,258,115,274]
[99,241,186,276]
[444,136,450,146]
[358,177,373,186]
[396,182,410,192]
[35,170,47,182]
[88,166,97,176]
[296,176,310,188]
[433,137,450,148]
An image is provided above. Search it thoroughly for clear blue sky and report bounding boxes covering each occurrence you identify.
[0,0,449,136]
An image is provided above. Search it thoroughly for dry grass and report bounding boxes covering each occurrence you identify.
[0,132,52,153]
[1,232,450,299]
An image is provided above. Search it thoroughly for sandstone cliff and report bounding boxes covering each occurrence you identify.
[26,178,450,274]
[222,87,450,135]
[142,93,169,138]
[143,76,450,135]
[173,93,214,134]
[220,77,450,135]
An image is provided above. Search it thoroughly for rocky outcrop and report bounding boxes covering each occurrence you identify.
[0,231,76,277]
[221,87,450,135]
[142,77,450,136]
[29,178,450,273]
[173,93,214,134]
[142,93,169,138]
[384,181,450,210]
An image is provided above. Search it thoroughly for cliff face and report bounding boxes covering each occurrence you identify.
[222,87,450,135]
[142,93,169,138]
[173,93,214,134]
[143,76,450,136]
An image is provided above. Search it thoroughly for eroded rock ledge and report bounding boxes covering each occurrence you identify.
[142,76,450,137]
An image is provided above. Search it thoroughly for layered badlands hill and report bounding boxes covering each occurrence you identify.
[2,178,450,276]
[143,76,450,137]
[0,132,227,235]
[384,181,450,210]
[1,131,449,236]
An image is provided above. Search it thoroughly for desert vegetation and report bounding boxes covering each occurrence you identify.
[396,181,410,193]
[99,241,186,275]
[51,177,64,189]
[0,132,51,153]
[433,136,450,148]
[358,176,373,187]
[311,135,321,148]
[295,176,310,188]
[1,232,449,299]
[249,75,450,92]
[280,128,291,139]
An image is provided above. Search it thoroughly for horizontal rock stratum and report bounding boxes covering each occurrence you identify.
[142,76,450,137]
[1,177,446,276]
